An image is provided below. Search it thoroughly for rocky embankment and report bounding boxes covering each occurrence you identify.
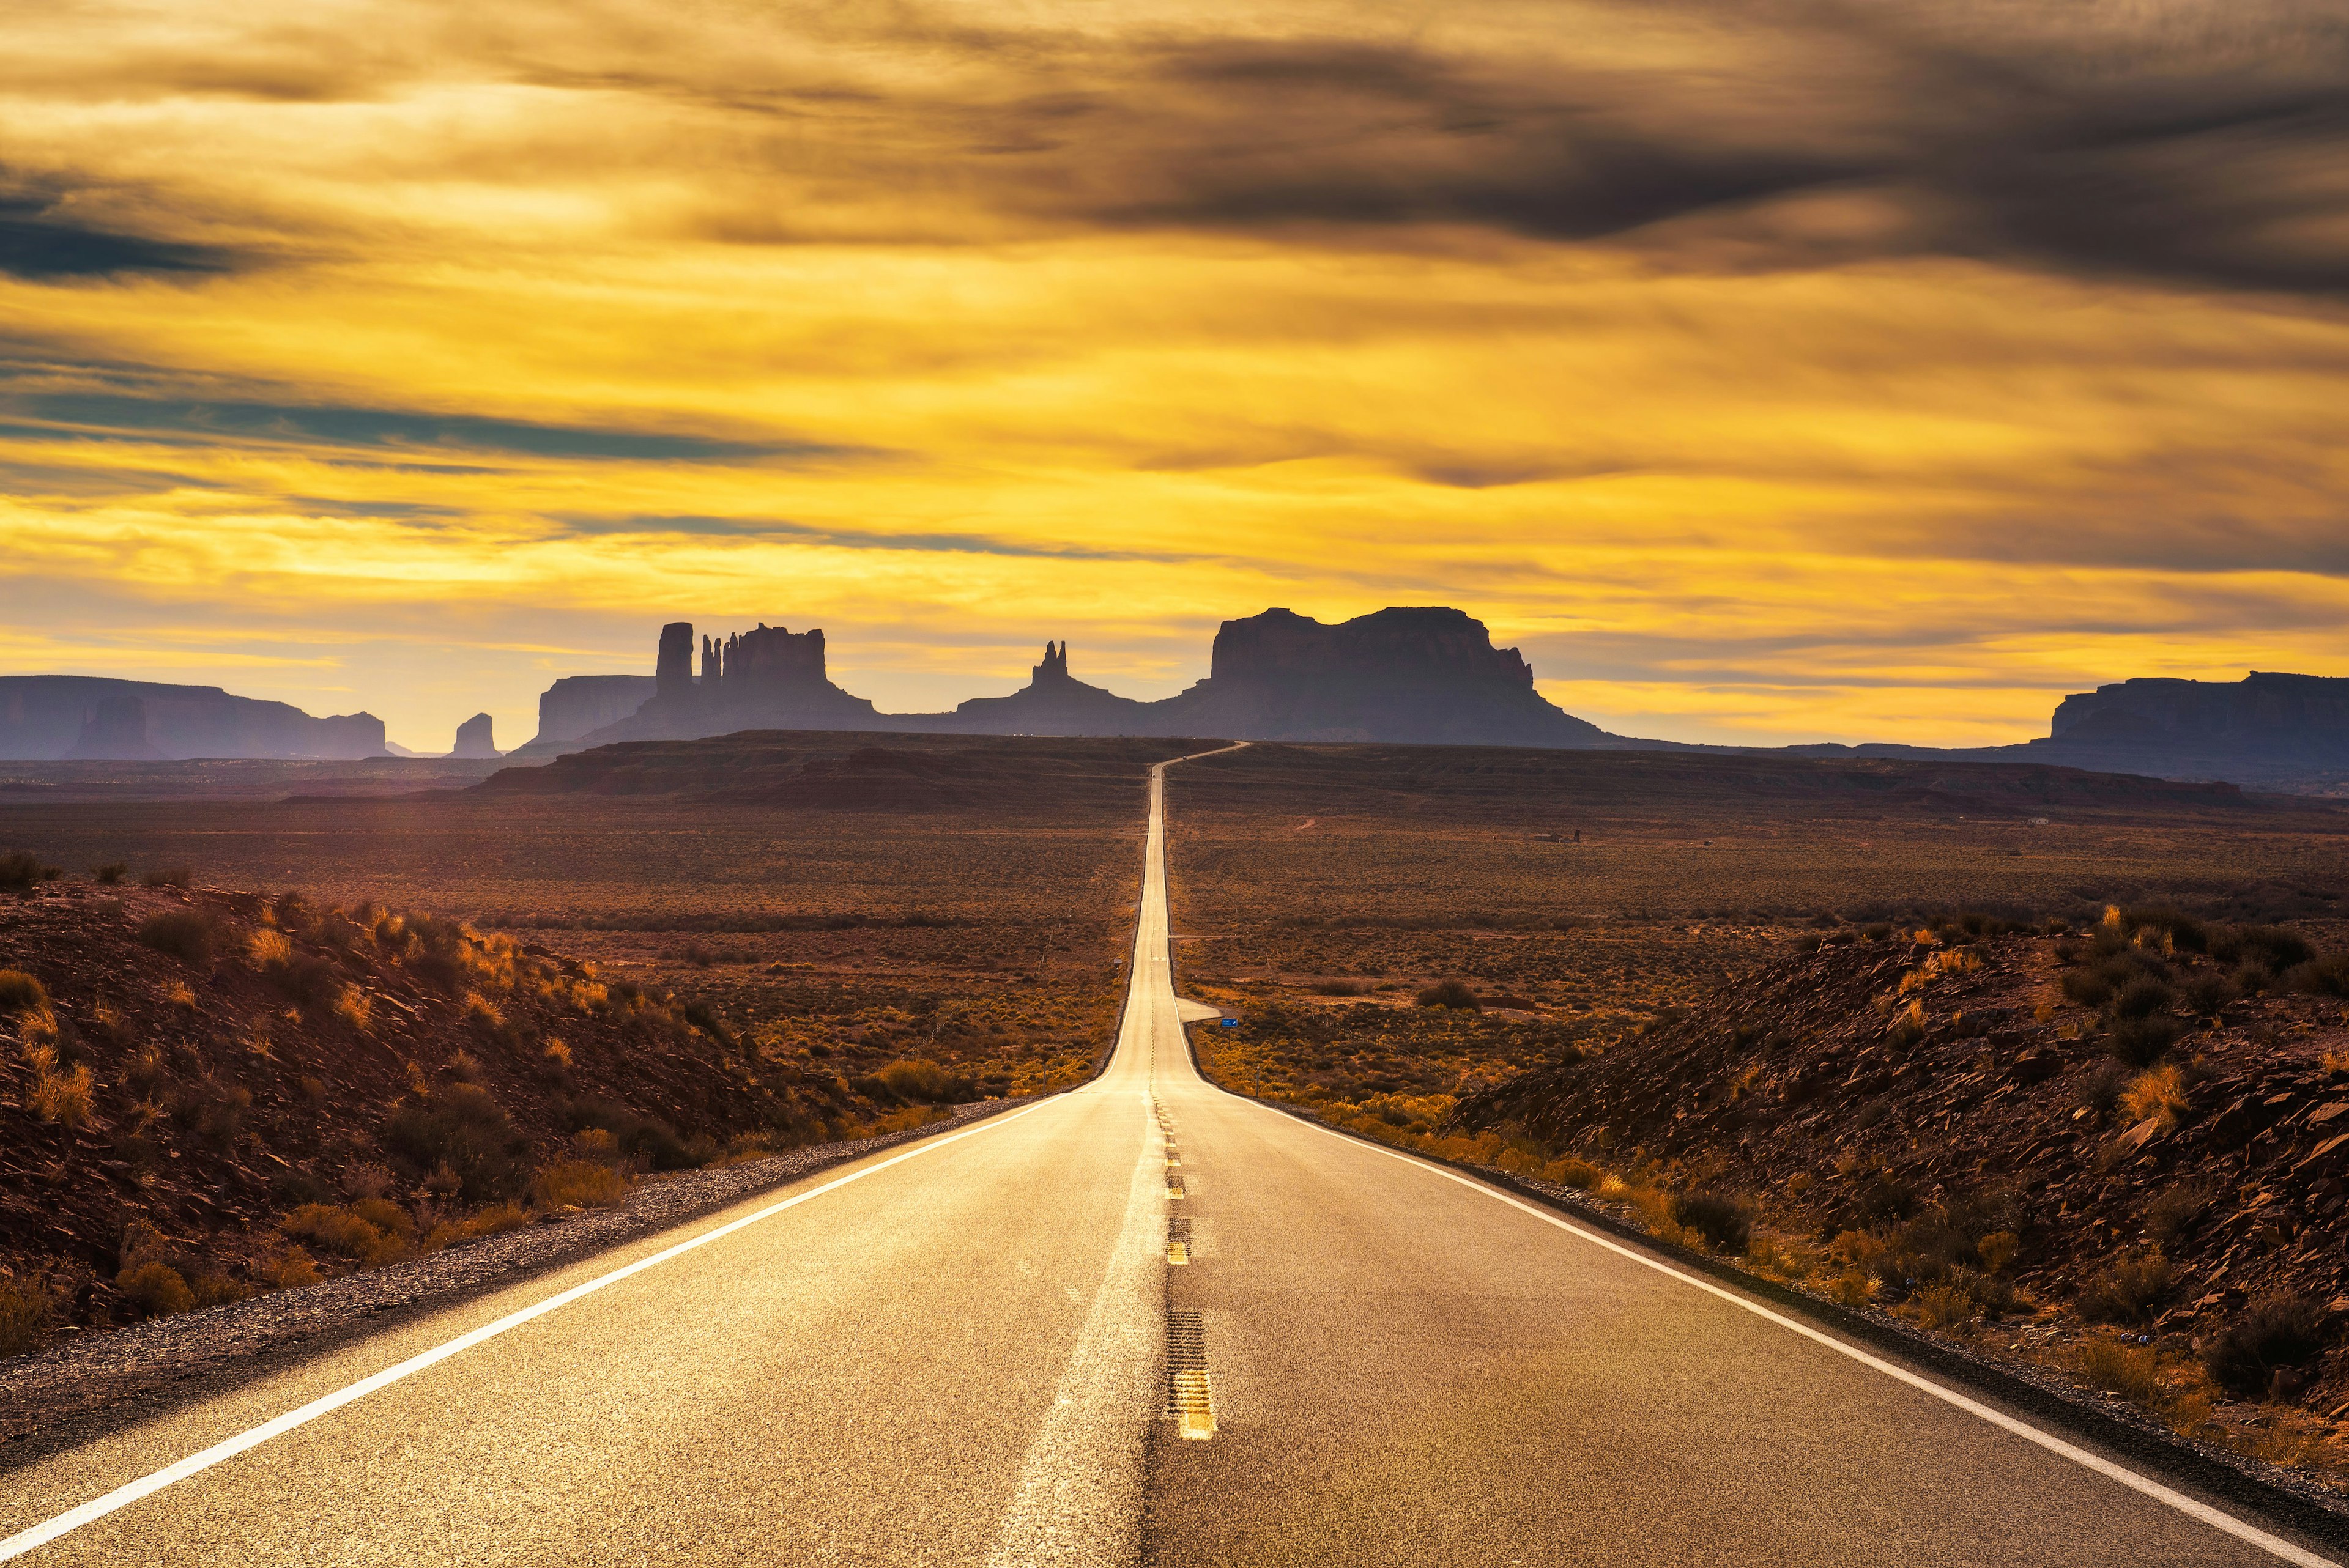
[1454,909,2349,1472]
[0,876,927,1358]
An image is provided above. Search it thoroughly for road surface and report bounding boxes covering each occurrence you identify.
[1,749,2337,1565]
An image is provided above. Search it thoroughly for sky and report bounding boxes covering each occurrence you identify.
[3,0,2347,753]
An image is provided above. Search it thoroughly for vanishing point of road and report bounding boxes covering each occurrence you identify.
[1,747,2339,1565]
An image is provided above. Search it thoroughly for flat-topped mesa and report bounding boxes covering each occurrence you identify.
[1152,606,1602,746]
[1209,606,1536,690]
[0,676,385,761]
[2049,673,2349,751]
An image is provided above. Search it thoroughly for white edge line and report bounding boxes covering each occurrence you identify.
[0,1098,1058,1562]
[1252,1096,2340,1568]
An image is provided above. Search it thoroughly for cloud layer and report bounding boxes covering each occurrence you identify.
[1,0,2346,749]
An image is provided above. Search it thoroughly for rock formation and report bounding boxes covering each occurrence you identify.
[655,621,695,703]
[929,642,1156,736]
[512,607,1614,755]
[559,620,880,749]
[1146,607,1606,746]
[0,677,386,761]
[451,712,499,758]
[62,693,165,761]
[523,675,658,752]
[1777,671,2349,793]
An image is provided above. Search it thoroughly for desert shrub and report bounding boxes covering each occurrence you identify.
[2061,969,2115,1008]
[1828,1272,1876,1307]
[2210,925,2313,973]
[1670,1191,1751,1252]
[281,1203,412,1267]
[2147,1180,2217,1248]
[2203,1295,2326,1399]
[266,1249,323,1289]
[0,1278,51,1356]
[138,909,218,966]
[188,1271,250,1308]
[92,861,125,885]
[559,1095,703,1170]
[2105,1015,2186,1068]
[2183,972,2236,1016]
[2077,1339,2167,1405]
[0,851,62,892]
[1975,1230,2019,1273]
[1546,1157,1601,1190]
[385,1085,530,1200]
[140,865,192,888]
[340,1161,395,1200]
[349,1197,416,1238]
[426,1202,535,1249]
[116,1261,194,1317]
[2078,1251,2172,1325]
[2289,954,2349,998]
[2121,906,2208,951]
[267,950,346,1011]
[872,1059,976,1104]
[680,999,735,1049]
[532,1160,628,1209]
[2110,976,2175,1021]
[1912,1284,1974,1330]
[1415,979,1480,1010]
[28,1060,94,1126]
[0,969,47,1015]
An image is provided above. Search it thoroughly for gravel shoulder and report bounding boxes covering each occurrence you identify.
[0,1097,1032,1456]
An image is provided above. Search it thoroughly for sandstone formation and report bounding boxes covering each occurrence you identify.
[0,676,386,761]
[559,620,880,749]
[513,607,1615,756]
[451,712,498,758]
[1146,607,1606,746]
[1775,671,2349,793]
[522,675,657,752]
[929,642,1155,736]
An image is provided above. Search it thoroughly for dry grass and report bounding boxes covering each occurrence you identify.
[281,1202,413,1268]
[0,1277,50,1356]
[2076,1339,2167,1405]
[26,1055,94,1128]
[265,1250,322,1288]
[2119,1063,2189,1130]
[0,968,47,1015]
[531,1159,628,1209]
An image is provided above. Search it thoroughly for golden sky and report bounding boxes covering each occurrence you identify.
[4,0,2346,751]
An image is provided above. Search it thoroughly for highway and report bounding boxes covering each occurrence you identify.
[1,749,2339,1565]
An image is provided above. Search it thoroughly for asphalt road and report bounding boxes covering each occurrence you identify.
[1,749,2339,1565]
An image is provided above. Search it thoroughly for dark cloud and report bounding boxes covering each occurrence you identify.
[549,513,1195,563]
[0,196,237,280]
[725,5,2349,297]
[1,390,861,464]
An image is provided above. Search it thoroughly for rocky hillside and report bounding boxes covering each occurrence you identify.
[1453,908,2349,1468]
[0,875,908,1353]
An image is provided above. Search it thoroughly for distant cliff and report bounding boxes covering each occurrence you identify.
[524,675,656,751]
[1767,672,2349,794]
[0,677,386,761]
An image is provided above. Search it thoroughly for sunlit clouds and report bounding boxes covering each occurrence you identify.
[4,0,2347,749]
